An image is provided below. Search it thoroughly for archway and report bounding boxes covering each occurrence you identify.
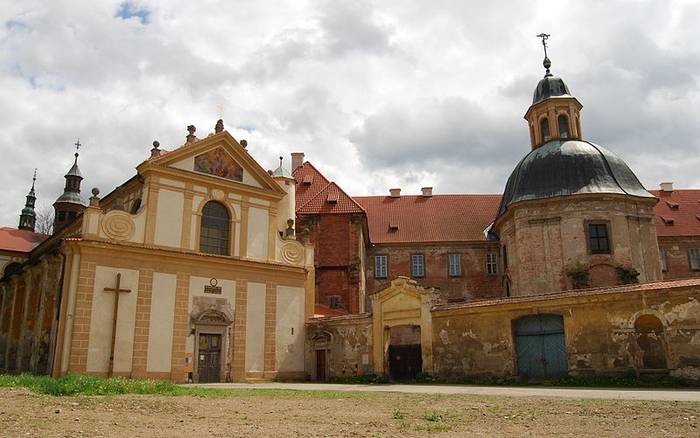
[514,314,568,380]
[386,325,422,381]
[634,314,667,370]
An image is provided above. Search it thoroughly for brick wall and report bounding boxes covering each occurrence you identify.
[659,236,700,280]
[366,243,502,303]
[299,213,364,313]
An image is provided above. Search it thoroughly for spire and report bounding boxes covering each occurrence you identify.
[53,139,86,231]
[272,156,292,178]
[18,169,37,232]
[537,33,552,77]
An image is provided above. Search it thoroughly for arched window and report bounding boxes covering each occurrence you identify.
[200,202,230,255]
[558,114,570,139]
[3,262,22,277]
[540,117,550,142]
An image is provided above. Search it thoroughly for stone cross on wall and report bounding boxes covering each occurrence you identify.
[103,273,131,377]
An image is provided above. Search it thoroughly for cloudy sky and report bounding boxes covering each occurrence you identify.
[1,0,699,227]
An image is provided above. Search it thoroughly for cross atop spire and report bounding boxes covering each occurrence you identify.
[74,138,81,163]
[31,168,37,191]
[536,33,552,76]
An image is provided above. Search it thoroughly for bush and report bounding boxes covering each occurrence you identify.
[328,374,389,384]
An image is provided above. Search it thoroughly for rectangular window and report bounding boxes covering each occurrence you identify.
[689,248,700,271]
[486,253,498,275]
[448,254,461,277]
[660,248,668,272]
[411,254,425,278]
[588,223,611,254]
[374,255,388,279]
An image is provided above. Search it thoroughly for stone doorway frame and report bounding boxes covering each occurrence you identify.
[370,277,438,377]
[310,330,332,381]
[191,309,233,383]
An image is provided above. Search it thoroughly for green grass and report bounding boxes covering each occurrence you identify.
[0,374,375,398]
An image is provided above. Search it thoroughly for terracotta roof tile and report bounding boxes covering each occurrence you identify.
[650,189,700,237]
[297,182,365,215]
[0,227,48,253]
[313,304,348,318]
[355,194,502,244]
[292,162,331,210]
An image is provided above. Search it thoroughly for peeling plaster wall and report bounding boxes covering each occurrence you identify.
[431,284,700,380]
[306,316,373,380]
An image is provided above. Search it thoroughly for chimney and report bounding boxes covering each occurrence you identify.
[421,187,433,197]
[291,152,305,171]
[660,182,674,192]
[389,188,401,198]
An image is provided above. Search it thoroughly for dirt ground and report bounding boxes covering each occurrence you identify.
[0,387,698,437]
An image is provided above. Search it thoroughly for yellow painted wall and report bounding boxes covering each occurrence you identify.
[146,272,177,373]
[153,189,184,247]
[275,286,305,372]
[86,266,139,373]
[245,282,266,372]
[246,207,269,259]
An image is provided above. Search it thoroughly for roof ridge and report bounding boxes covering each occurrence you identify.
[327,181,367,214]
[292,161,331,184]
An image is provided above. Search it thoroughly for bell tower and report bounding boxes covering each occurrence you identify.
[18,169,37,232]
[524,34,583,149]
[53,139,86,231]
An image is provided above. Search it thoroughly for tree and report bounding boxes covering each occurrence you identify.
[35,207,54,235]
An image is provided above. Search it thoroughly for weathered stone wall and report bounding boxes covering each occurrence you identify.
[306,315,373,380]
[366,242,502,303]
[431,280,700,381]
[0,253,63,375]
[495,195,662,296]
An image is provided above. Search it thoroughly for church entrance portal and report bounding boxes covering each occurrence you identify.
[386,325,422,381]
[197,333,221,383]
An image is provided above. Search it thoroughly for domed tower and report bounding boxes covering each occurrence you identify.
[53,140,86,231]
[493,36,661,296]
[18,169,37,232]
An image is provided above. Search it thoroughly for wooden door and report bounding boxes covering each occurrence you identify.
[198,333,222,383]
[315,349,327,381]
[515,314,568,380]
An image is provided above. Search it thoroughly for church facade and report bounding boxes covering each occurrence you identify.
[0,122,314,382]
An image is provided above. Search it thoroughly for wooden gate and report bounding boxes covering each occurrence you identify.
[388,344,422,381]
[197,333,222,383]
[515,314,567,379]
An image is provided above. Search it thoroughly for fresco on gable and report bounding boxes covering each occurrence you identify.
[194,147,244,181]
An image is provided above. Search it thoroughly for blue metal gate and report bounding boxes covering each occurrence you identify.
[515,314,568,379]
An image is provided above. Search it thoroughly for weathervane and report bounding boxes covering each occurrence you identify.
[536,33,552,76]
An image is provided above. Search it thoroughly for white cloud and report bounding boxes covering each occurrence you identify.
[1,0,699,227]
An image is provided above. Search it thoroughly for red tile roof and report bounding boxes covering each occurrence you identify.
[292,162,331,210]
[650,189,700,237]
[297,182,366,215]
[355,194,502,244]
[313,303,349,318]
[0,227,48,253]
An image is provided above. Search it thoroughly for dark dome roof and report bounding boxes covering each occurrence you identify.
[533,74,571,104]
[497,140,654,217]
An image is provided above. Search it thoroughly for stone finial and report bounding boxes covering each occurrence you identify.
[90,187,100,207]
[240,139,248,148]
[215,119,224,133]
[150,140,161,158]
[285,218,295,238]
[186,125,197,143]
